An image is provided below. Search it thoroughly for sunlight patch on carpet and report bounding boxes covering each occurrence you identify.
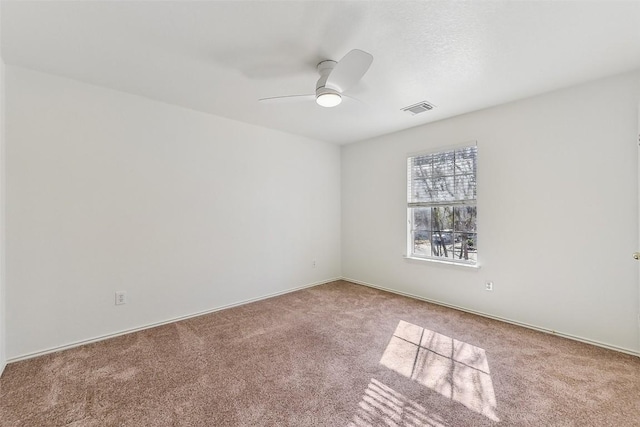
[348,378,447,427]
[379,320,499,422]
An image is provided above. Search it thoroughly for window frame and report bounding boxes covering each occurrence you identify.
[406,142,478,266]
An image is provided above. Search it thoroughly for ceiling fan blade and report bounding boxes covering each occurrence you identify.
[258,94,315,104]
[325,49,373,93]
[343,93,364,104]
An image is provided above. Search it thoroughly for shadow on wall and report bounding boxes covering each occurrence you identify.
[350,320,499,426]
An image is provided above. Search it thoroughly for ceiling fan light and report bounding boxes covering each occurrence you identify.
[316,92,342,108]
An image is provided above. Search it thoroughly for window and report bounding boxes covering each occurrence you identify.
[407,144,477,265]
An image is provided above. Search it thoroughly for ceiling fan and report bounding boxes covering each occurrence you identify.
[259,49,373,108]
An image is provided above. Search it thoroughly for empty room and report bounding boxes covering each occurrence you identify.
[1,1,639,426]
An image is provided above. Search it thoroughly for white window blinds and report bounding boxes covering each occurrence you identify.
[408,145,477,206]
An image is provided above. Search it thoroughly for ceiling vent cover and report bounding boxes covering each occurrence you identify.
[402,101,436,115]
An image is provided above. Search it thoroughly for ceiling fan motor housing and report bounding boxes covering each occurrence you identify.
[316,86,340,98]
[315,86,342,107]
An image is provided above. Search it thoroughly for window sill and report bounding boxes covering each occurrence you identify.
[403,255,481,269]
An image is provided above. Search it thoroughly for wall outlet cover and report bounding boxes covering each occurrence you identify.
[115,291,127,305]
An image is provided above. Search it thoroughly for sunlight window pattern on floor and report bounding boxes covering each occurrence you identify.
[379,320,499,422]
[349,378,448,427]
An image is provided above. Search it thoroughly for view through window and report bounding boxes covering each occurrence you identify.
[407,145,477,264]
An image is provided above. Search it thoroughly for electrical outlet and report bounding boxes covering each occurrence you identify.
[485,281,493,291]
[115,291,127,305]
[312,259,317,268]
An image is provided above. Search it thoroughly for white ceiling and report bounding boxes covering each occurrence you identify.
[2,1,640,144]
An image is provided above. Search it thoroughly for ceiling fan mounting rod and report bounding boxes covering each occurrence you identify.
[316,60,337,90]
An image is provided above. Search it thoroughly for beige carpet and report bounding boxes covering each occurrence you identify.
[1,280,639,426]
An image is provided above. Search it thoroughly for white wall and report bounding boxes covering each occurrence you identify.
[0,58,6,374]
[5,66,341,359]
[342,71,640,353]
[5,65,639,361]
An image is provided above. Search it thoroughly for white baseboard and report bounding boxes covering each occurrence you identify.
[343,277,640,358]
[9,276,638,364]
[7,277,341,364]
[0,360,5,377]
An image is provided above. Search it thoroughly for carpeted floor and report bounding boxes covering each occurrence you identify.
[1,280,639,426]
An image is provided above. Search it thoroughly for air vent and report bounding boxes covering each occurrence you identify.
[401,101,436,115]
